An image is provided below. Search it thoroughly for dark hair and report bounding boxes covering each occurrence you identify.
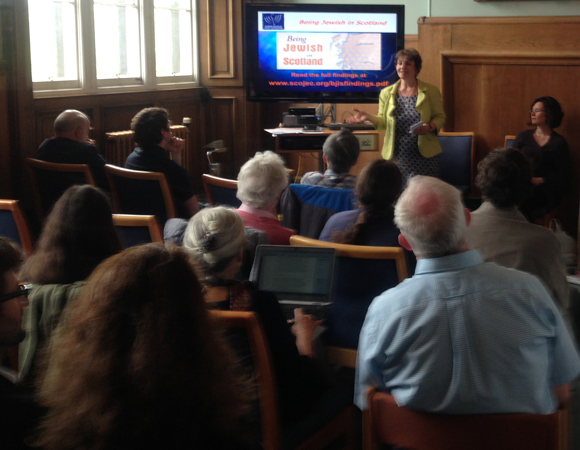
[476,147,532,208]
[333,160,403,244]
[19,185,121,284]
[527,96,563,129]
[131,107,169,146]
[323,129,360,173]
[395,48,422,75]
[36,244,249,450]
[0,237,22,295]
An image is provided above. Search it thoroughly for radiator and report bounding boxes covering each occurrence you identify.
[105,125,190,172]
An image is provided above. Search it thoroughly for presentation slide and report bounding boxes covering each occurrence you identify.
[257,11,398,92]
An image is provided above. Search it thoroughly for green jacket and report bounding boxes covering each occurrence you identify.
[18,282,84,384]
[375,78,446,160]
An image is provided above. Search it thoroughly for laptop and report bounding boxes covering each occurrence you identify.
[250,245,336,320]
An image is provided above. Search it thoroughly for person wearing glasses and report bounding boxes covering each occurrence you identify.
[513,96,571,221]
[0,237,41,450]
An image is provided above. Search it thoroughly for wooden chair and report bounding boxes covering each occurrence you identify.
[437,132,475,198]
[289,235,409,368]
[26,157,96,219]
[504,134,517,148]
[105,164,175,227]
[202,174,241,207]
[112,214,163,248]
[0,200,34,255]
[211,310,353,450]
[363,386,563,450]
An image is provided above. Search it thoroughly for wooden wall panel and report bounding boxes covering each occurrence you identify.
[419,17,580,233]
[198,0,243,86]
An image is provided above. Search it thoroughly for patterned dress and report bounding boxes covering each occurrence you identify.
[392,94,439,184]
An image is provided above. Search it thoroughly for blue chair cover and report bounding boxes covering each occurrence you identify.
[0,210,22,248]
[279,184,356,239]
[438,134,473,197]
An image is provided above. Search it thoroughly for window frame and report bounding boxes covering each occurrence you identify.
[30,0,199,98]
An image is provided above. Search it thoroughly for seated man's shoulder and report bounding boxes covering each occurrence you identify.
[300,171,323,185]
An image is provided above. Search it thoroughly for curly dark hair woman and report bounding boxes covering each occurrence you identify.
[35,244,252,450]
[19,184,121,284]
[320,159,403,246]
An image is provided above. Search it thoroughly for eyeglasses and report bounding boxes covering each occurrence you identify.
[0,284,32,303]
[530,109,545,114]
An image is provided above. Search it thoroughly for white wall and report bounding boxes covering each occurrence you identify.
[271,0,580,35]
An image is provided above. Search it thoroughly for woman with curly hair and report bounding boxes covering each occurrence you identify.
[513,96,571,221]
[36,244,253,450]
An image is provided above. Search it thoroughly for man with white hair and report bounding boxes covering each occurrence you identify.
[355,176,580,414]
[236,151,296,245]
[36,109,109,191]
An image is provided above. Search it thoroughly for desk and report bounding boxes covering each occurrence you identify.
[273,129,379,172]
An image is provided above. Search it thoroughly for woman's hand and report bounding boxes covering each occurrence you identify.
[291,308,322,358]
[413,123,433,136]
[346,108,370,124]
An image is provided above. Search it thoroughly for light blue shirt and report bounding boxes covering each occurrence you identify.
[355,250,580,414]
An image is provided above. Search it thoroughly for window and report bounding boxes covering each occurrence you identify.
[28,0,197,97]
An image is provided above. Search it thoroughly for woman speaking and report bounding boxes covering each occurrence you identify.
[348,48,446,182]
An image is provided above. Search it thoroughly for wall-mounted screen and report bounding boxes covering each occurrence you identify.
[245,3,405,103]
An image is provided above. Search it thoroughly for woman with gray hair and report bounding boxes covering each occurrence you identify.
[235,151,296,245]
[183,206,327,422]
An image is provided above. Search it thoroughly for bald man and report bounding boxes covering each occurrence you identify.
[36,109,109,191]
[355,176,580,415]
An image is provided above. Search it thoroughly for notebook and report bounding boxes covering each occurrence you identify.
[250,245,336,320]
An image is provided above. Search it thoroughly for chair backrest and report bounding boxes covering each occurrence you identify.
[504,134,517,148]
[279,184,357,239]
[289,235,409,361]
[0,200,34,255]
[209,310,280,450]
[105,164,175,226]
[112,214,163,248]
[364,387,561,450]
[437,132,475,197]
[202,174,241,207]
[26,157,96,219]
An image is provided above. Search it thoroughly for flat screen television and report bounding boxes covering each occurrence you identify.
[245,3,405,103]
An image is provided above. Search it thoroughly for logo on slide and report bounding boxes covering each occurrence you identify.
[262,14,284,30]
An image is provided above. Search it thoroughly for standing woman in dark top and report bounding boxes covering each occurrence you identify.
[514,96,571,220]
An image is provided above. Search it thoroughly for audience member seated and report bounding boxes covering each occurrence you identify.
[125,107,200,218]
[301,128,360,189]
[18,185,122,383]
[163,217,269,280]
[35,244,255,450]
[183,206,327,422]
[235,151,296,245]
[355,176,580,413]
[320,160,402,246]
[36,109,109,192]
[466,148,569,311]
[0,237,42,450]
[513,96,571,221]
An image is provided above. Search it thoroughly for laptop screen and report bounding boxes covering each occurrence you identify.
[251,245,335,302]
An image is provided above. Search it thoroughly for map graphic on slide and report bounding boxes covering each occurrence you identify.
[277,32,381,70]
